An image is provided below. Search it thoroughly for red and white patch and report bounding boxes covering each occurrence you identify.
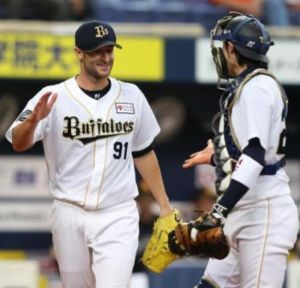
[115,103,135,114]
[234,158,243,171]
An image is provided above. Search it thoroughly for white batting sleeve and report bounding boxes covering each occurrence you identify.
[232,154,263,189]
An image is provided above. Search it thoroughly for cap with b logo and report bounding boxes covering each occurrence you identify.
[75,20,122,51]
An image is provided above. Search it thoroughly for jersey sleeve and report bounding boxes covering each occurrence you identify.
[132,89,160,152]
[232,76,274,150]
[5,87,52,144]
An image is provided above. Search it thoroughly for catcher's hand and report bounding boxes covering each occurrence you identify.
[168,212,230,259]
[182,139,214,168]
[141,209,182,273]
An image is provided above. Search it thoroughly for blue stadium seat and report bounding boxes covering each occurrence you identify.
[96,0,222,27]
[94,0,300,29]
[289,10,300,26]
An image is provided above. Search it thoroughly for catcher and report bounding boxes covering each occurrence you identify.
[179,11,298,288]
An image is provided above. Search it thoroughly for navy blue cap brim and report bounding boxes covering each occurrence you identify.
[81,41,122,52]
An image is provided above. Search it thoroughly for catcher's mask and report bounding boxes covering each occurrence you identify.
[211,11,274,83]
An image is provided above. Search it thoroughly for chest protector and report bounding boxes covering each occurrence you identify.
[212,68,288,195]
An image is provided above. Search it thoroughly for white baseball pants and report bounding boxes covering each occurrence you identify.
[50,199,139,288]
[203,195,298,288]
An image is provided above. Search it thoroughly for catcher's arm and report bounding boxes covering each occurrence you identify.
[173,138,266,258]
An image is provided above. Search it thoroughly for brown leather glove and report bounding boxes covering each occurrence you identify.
[168,213,230,259]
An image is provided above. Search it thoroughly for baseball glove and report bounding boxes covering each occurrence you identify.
[141,209,182,273]
[168,213,230,259]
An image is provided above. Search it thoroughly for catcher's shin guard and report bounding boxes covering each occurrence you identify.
[194,279,217,288]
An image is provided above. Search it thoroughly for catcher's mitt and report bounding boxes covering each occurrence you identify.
[168,213,230,259]
[141,209,182,273]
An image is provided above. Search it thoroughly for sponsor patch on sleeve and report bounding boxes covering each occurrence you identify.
[17,109,32,121]
[115,103,135,114]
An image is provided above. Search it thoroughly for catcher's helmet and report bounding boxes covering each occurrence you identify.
[212,12,274,64]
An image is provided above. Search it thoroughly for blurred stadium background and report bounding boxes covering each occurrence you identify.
[0,0,300,287]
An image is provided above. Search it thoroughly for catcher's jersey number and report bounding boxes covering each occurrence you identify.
[113,141,129,159]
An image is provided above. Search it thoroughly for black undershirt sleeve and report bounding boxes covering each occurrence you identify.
[217,137,265,217]
[132,142,154,158]
[243,138,265,166]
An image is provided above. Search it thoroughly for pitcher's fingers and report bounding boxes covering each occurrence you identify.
[35,97,46,110]
[40,91,52,101]
[36,92,52,108]
[48,93,58,107]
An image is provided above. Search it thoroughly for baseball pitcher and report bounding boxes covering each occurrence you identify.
[6,21,174,288]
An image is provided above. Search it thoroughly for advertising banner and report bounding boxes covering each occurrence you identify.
[196,38,300,85]
[0,33,164,81]
[0,156,49,198]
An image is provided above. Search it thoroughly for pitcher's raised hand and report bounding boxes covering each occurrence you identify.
[29,91,57,123]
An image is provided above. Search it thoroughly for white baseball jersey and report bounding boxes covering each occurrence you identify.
[230,74,290,206]
[6,77,160,210]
